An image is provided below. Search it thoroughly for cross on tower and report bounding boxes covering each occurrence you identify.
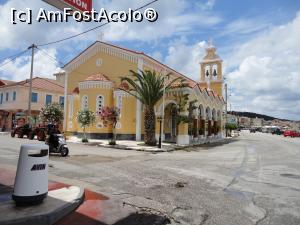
[208,38,213,47]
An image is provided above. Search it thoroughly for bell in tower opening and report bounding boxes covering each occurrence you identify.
[199,40,223,97]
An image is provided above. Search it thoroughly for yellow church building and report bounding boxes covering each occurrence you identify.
[63,41,225,145]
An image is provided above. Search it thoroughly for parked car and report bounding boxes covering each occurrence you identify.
[283,130,300,138]
[272,129,283,135]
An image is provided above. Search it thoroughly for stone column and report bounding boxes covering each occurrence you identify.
[135,57,143,141]
[63,71,69,131]
[155,119,159,141]
[177,111,189,145]
[193,108,199,138]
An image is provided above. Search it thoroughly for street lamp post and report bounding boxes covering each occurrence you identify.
[157,116,162,148]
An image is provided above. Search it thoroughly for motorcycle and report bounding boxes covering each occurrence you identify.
[46,133,69,157]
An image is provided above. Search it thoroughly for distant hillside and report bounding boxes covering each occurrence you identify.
[228,111,290,121]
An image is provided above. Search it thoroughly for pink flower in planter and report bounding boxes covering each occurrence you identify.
[98,106,120,127]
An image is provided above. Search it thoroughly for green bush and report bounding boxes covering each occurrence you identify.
[109,140,116,145]
[225,123,238,131]
[82,138,89,143]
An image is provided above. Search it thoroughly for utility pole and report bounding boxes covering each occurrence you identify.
[225,83,228,117]
[158,70,167,149]
[225,83,228,137]
[27,44,36,126]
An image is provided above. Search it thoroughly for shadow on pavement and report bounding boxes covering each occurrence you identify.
[187,138,240,151]
[0,183,13,202]
[55,187,170,225]
[56,211,170,225]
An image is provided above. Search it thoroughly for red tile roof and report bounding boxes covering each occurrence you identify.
[0,77,64,93]
[29,77,64,93]
[84,73,111,82]
[72,87,80,94]
[118,82,129,90]
[0,79,16,86]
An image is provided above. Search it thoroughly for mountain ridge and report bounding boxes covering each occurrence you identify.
[228,111,292,122]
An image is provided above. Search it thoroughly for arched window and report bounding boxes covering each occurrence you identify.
[81,95,88,110]
[206,107,211,120]
[205,65,210,80]
[96,95,104,113]
[212,64,218,80]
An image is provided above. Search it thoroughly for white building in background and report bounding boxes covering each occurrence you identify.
[227,114,238,125]
[251,117,263,127]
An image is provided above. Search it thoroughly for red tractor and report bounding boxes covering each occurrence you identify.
[30,126,47,141]
[11,124,33,139]
[11,124,48,141]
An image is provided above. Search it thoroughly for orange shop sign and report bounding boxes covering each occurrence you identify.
[42,0,92,12]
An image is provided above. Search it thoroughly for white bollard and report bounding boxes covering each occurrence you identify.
[12,144,49,205]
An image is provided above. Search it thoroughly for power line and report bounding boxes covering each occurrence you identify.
[36,47,65,67]
[0,49,26,63]
[37,0,159,47]
[0,49,29,69]
[37,46,90,77]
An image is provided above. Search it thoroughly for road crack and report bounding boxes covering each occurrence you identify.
[122,201,173,224]
[252,197,269,225]
[223,148,248,191]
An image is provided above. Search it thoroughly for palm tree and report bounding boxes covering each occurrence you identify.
[120,70,180,146]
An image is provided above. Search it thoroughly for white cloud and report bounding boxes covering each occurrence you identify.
[151,51,163,62]
[0,48,61,81]
[0,0,89,50]
[221,18,271,36]
[226,12,300,120]
[0,0,222,81]
[0,0,222,50]
[150,11,300,120]
[164,39,207,81]
[197,0,216,11]
[100,0,221,42]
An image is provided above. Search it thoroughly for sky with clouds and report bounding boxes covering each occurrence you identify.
[0,0,299,120]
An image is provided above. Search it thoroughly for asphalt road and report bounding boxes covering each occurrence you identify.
[0,131,299,225]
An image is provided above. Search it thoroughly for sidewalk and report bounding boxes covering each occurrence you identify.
[0,167,84,225]
[0,165,169,225]
[67,136,177,152]
[67,136,226,152]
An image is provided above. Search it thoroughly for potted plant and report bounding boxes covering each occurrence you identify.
[77,109,96,142]
[99,106,120,145]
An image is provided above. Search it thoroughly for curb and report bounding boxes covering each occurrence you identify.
[97,144,171,153]
[85,138,227,153]
[0,186,85,225]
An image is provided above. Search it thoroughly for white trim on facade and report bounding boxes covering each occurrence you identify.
[79,80,113,90]
[63,72,68,130]
[177,135,190,145]
[135,57,143,141]
[68,95,74,119]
